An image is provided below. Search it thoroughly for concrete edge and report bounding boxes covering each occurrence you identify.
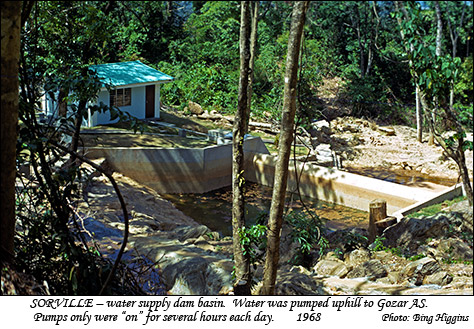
[391,183,464,220]
[244,153,448,213]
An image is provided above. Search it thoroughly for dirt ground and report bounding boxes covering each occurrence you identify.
[157,107,473,189]
[311,76,473,188]
[327,116,473,188]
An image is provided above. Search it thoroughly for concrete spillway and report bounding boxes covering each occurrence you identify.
[84,136,462,217]
[244,153,463,216]
[84,136,270,194]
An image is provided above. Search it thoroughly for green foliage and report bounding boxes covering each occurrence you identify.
[368,236,404,257]
[286,211,322,256]
[181,1,240,66]
[442,258,474,265]
[369,236,387,252]
[408,254,427,261]
[342,75,388,118]
[407,196,466,218]
[332,230,369,254]
[159,61,238,112]
[239,224,267,267]
[285,211,326,267]
[454,56,473,104]
[317,236,330,257]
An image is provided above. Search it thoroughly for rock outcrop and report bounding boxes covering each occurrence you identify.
[187,101,204,115]
[81,169,473,296]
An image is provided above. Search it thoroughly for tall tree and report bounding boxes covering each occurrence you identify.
[442,1,468,111]
[261,1,309,295]
[0,1,22,264]
[244,1,259,134]
[395,1,473,206]
[395,1,424,142]
[428,1,444,145]
[232,0,252,296]
[350,2,379,78]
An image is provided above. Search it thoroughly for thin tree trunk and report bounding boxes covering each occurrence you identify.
[232,0,251,296]
[244,1,259,134]
[429,1,443,145]
[420,92,473,206]
[446,1,466,111]
[353,4,365,78]
[434,1,443,57]
[415,84,423,142]
[395,1,425,144]
[58,87,69,117]
[455,140,474,207]
[68,98,87,166]
[1,1,22,263]
[260,1,309,296]
[366,2,380,77]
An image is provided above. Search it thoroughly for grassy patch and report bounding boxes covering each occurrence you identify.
[407,196,467,218]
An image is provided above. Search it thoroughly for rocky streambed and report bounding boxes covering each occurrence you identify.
[79,164,473,295]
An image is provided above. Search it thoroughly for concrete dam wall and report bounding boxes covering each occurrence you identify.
[84,136,461,215]
[84,137,270,194]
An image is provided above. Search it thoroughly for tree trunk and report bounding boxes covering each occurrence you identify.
[446,1,466,112]
[68,98,87,167]
[415,84,423,142]
[244,1,259,134]
[58,87,69,117]
[395,1,425,144]
[455,139,474,207]
[366,2,380,77]
[260,1,309,296]
[68,66,90,167]
[420,91,473,206]
[353,4,365,78]
[0,1,22,263]
[429,1,443,146]
[232,0,251,296]
[434,1,443,57]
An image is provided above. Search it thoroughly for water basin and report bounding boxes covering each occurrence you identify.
[162,182,368,237]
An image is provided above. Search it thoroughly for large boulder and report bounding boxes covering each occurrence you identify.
[313,144,335,166]
[274,272,327,295]
[401,257,440,286]
[446,200,473,233]
[310,120,332,145]
[346,259,388,280]
[188,101,204,115]
[313,259,349,278]
[175,225,211,242]
[378,126,396,136]
[436,238,473,261]
[161,256,233,295]
[344,248,371,268]
[382,214,451,253]
[423,271,453,286]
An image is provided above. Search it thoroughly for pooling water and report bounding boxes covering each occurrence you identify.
[162,182,368,237]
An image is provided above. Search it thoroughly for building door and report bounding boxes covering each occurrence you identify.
[145,85,155,118]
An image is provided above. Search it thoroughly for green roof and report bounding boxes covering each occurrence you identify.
[90,61,173,87]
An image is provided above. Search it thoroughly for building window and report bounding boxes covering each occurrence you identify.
[110,88,131,107]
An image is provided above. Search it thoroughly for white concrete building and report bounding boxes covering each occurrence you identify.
[43,61,173,127]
